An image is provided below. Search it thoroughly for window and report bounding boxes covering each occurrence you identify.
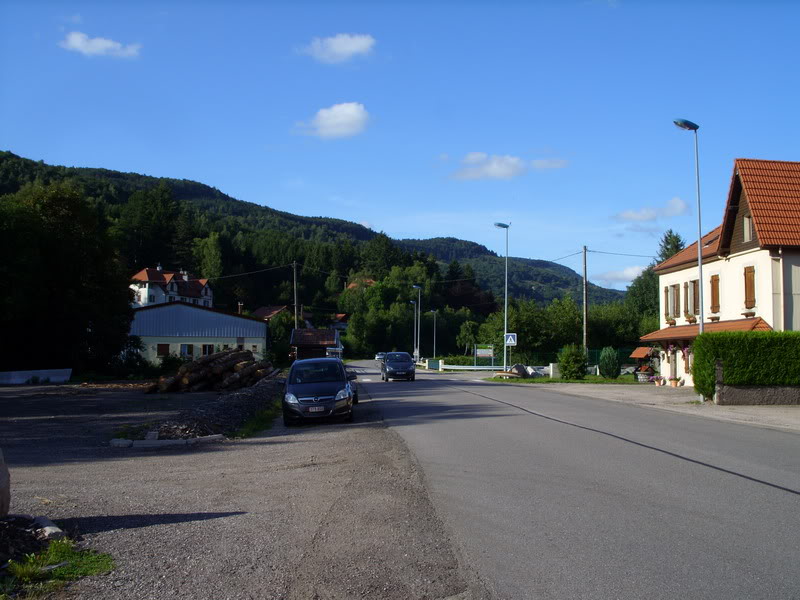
[192,299,198,305]
[685,280,699,315]
[204,300,210,307]
[148,294,155,303]
[710,275,720,313]
[169,296,176,302]
[667,284,680,318]
[744,266,756,309]
[202,344,214,356]
[157,344,170,357]
[743,215,753,243]
[180,344,194,357]
[252,344,258,353]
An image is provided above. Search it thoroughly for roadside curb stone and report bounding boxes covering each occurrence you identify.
[33,516,65,540]
[113,434,226,449]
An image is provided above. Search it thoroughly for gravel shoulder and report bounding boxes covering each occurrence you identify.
[5,385,491,599]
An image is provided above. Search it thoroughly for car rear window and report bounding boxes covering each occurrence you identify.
[386,353,411,362]
[290,362,344,384]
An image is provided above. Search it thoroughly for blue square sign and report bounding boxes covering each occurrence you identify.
[504,333,517,346]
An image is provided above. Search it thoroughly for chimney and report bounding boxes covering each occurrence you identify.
[157,263,163,272]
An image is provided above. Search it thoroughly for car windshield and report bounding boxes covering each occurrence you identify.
[386,353,411,363]
[290,362,343,384]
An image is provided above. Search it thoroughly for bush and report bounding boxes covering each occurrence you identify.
[693,331,800,399]
[598,346,621,379]
[558,344,587,380]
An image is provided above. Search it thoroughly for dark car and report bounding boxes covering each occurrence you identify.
[374,352,386,361]
[381,352,415,381]
[283,358,358,426]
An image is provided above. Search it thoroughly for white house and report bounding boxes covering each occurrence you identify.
[130,265,214,308]
[642,158,800,385]
[130,302,268,363]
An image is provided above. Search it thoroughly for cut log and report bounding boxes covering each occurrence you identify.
[158,375,180,393]
[189,381,211,393]
[220,360,270,389]
[144,383,159,394]
[233,360,255,373]
[211,351,253,375]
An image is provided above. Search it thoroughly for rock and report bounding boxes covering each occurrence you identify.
[510,364,528,378]
[144,431,159,440]
[0,448,9,518]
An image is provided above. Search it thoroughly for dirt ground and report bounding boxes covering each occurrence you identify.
[1,383,491,599]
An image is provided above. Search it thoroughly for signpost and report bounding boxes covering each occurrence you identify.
[475,344,494,367]
[504,333,518,346]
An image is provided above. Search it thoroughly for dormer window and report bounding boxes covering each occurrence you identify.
[743,215,753,243]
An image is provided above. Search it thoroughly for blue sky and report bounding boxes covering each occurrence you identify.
[3,1,800,289]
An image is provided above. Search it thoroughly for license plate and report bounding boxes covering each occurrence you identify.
[395,372,405,375]
[308,406,325,413]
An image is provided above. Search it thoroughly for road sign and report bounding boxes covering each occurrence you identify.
[504,333,517,346]
[476,344,494,358]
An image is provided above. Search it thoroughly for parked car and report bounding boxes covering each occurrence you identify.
[381,352,415,381]
[374,352,386,361]
[283,358,357,426]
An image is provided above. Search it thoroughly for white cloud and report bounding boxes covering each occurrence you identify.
[594,265,646,283]
[303,102,369,139]
[662,196,689,217]
[302,33,375,64]
[531,158,568,170]
[454,153,526,180]
[615,196,689,222]
[59,31,140,58]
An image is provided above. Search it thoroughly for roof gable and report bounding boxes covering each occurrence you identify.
[726,159,800,248]
[653,226,722,273]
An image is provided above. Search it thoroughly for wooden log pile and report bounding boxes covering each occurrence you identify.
[151,348,276,393]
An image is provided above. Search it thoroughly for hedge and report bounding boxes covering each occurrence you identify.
[692,331,800,399]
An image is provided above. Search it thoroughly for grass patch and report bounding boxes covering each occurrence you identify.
[1,538,114,599]
[484,374,641,385]
[232,397,282,438]
[111,421,156,440]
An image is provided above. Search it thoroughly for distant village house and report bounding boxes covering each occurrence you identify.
[130,264,214,308]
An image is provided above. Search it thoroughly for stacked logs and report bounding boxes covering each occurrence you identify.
[152,348,275,393]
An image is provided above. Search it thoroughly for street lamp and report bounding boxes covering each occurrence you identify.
[409,300,417,358]
[412,284,422,362]
[494,222,510,372]
[430,309,437,358]
[673,118,705,335]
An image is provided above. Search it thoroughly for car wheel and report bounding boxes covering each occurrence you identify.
[345,409,354,423]
[352,393,359,405]
[410,374,415,381]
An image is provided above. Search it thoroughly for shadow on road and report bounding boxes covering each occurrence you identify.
[57,511,247,535]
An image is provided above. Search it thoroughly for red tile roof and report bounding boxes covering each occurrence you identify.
[640,317,772,342]
[253,305,288,320]
[131,268,210,299]
[734,158,800,247]
[346,279,376,290]
[629,347,653,359]
[653,226,722,273]
[290,329,339,347]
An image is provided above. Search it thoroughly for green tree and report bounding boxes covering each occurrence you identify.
[113,182,179,269]
[0,181,132,371]
[544,296,582,350]
[598,346,621,379]
[457,321,479,355]
[558,344,587,380]
[194,232,224,279]
[658,229,686,262]
[625,266,658,316]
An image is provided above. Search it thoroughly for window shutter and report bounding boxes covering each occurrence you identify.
[664,287,669,319]
[693,280,700,315]
[683,282,688,315]
[710,275,720,313]
[744,266,756,309]
[674,285,680,317]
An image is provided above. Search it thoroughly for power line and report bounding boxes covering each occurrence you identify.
[589,250,657,259]
[546,250,583,263]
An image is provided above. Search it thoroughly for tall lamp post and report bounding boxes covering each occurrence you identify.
[494,222,510,372]
[409,300,417,358]
[430,309,437,358]
[674,118,705,335]
[412,284,422,361]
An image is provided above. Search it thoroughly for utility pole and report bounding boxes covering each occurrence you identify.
[582,246,588,353]
[293,261,298,330]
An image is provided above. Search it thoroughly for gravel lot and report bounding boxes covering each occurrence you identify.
[3,383,491,599]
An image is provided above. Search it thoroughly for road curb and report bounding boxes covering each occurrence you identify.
[110,434,226,449]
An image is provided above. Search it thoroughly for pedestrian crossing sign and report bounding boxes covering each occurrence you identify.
[504,333,517,346]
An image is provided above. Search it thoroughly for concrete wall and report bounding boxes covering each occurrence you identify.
[139,337,265,363]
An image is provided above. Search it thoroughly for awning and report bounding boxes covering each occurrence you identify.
[640,317,772,343]
[629,347,652,359]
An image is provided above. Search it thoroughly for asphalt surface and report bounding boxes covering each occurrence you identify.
[351,361,800,600]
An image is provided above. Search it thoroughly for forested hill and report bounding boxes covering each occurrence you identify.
[398,238,625,305]
[1,151,623,304]
[0,151,374,243]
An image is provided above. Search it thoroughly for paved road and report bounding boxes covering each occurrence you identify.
[351,361,800,599]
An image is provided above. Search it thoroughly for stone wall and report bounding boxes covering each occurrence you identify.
[714,360,800,405]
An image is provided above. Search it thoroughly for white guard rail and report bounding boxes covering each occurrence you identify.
[439,364,499,371]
